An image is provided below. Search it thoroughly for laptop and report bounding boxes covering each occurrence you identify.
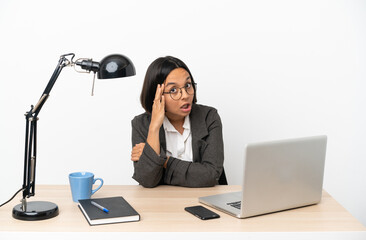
[199,135,327,218]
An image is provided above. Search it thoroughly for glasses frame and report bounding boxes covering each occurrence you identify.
[162,83,197,101]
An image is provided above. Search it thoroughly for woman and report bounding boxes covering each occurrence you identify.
[131,56,225,188]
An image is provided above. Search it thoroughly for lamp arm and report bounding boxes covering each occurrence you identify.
[21,53,75,201]
[31,53,75,117]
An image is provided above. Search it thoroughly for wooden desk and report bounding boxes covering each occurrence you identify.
[0,185,365,232]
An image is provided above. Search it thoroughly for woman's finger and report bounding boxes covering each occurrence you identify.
[154,84,160,97]
[132,148,142,155]
[137,143,145,147]
[131,142,145,161]
[131,156,139,161]
[160,83,165,95]
[133,143,145,149]
[154,84,161,103]
[131,151,141,158]
[161,94,165,107]
[135,143,145,150]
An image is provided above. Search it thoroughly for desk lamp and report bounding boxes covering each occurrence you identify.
[12,53,135,221]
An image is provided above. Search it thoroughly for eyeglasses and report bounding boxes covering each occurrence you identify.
[163,82,196,100]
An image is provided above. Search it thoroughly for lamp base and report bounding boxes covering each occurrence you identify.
[12,201,59,221]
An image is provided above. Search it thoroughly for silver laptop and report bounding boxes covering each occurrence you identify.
[199,135,327,218]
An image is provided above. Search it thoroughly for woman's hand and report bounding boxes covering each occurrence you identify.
[146,84,165,156]
[131,143,145,161]
[150,84,165,131]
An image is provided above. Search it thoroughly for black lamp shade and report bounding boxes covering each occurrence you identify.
[97,54,136,79]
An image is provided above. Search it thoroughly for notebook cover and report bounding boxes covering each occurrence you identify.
[78,196,140,225]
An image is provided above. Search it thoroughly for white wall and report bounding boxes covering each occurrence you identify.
[0,0,365,226]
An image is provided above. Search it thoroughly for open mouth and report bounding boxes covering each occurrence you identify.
[181,104,190,109]
[180,103,191,112]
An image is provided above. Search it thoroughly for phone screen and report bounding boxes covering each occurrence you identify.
[184,205,220,220]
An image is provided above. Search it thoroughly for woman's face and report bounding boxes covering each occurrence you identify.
[163,68,194,121]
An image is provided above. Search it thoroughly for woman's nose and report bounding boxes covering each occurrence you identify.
[181,88,189,99]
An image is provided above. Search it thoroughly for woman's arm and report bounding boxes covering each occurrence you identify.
[131,84,167,188]
[147,83,165,155]
[131,118,166,188]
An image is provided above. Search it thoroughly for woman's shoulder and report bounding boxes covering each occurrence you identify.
[191,104,221,123]
[191,104,222,131]
[131,112,151,128]
[192,103,219,115]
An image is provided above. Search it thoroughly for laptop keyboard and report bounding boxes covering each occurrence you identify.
[227,201,241,210]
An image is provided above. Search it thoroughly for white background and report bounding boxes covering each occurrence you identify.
[0,0,365,227]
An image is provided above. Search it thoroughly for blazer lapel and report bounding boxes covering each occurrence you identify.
[159,126,167,155]
[190,104,209,162]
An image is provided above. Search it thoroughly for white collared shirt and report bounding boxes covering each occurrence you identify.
[163,115,193,162]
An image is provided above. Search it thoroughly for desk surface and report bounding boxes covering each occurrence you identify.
[0,185,365,232]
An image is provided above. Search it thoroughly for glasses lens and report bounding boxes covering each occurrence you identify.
[186,85,194,95]
[171,92,181,100]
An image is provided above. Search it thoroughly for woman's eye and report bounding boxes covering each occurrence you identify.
[169,88,177,94]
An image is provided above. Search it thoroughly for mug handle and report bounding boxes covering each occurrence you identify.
[91,178,104,195]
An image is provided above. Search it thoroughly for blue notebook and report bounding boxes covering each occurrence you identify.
[78,196,140,225]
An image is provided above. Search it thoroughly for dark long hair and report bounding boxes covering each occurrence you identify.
[140,56,197,113]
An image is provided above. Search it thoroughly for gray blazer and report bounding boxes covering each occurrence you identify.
[131,104,224,188]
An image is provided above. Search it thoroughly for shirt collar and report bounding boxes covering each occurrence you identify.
[163,115,190,133]
[182,115,190,130]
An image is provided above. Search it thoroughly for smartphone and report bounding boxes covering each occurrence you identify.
[184,205,220,220]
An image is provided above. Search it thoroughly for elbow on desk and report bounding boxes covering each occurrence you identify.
[167,173,219,188]
[140,183,159,188]
[166,158,221,187]
[133,175,217,188]
[137,179,218,188]
[180,164,221,187]
[182,177,217,188]
[132,167,220,188]
[132,174,160,188]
